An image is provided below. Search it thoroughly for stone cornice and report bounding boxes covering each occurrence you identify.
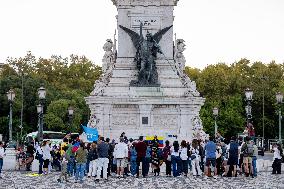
[111,0,179,7]
[85,96,205,106]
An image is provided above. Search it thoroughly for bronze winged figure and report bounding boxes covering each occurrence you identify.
[119,23,173,86]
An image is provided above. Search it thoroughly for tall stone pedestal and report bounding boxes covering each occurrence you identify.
[85,0,206,142]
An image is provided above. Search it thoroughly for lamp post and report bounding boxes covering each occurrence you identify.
[245,88,253,127]
[7,89,15,143]
[276,92,283,144]
[68,106,74,130]
[37,86,46,142]
[213,107,219,138]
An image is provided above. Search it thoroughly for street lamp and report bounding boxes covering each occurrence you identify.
[7,89,15,143]
[37,86,46,142]
[245,88,253,127]
[68,106,74,130]
[213,107,219,138]
[36,104,43,142]
[276,92,283,143]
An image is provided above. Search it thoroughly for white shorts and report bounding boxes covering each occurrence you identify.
[116,158,126,168]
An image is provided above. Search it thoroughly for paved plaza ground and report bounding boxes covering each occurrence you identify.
[0,170,283,189]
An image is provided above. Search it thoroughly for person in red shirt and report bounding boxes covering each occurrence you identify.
[135,136,147,178]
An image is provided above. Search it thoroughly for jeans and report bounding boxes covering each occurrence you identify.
[0,158,3,175]
[75,163,86,182]
[188,158,192,171]
[252,156,257,176]
[181,160,188,175]
[130,159,137,176]
[38,157,44,174]
[144,157,150,176]
[67,156,75,176]
[136,157,146,177]
[86,159,90,174]
[171,155,182,177]
[96,158,109,179]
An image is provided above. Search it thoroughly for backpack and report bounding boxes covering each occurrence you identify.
[229,142,238,157]
[242,143,254,156]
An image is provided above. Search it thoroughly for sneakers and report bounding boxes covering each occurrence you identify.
[213,175,218,179]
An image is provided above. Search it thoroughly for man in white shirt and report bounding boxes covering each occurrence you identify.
[114,137,128,178]
[0,141,6,178]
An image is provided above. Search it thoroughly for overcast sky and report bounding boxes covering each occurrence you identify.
[0,0,283,69]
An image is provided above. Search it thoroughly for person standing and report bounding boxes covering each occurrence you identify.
[75,142,87,183]
[205,136,217,178]
[135,136,147,178]
[96,137,110,181]
[171,141,181,177]
[87,142,98,178]
[144,141,151,176]
[130,143,137,176]
[162,140,171,176]
[0,142,6,179]
[57,151,69,183]
[180,140,189,177]
[66,140,76,176]
[191,139,202,176]
[114,137,128,178]
[272,143,282,174]
[224,136,239,177]
[41,141,52,175]
[25,143,35,171]
[251,140,258,177]
[36,143,44,174]
[241,136,254,177]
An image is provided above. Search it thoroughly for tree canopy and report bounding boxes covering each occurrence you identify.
[0,53,283,142]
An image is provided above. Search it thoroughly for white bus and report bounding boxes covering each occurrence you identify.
[25,131,66,146]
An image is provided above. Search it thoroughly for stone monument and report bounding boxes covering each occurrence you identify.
[85,0,205,141]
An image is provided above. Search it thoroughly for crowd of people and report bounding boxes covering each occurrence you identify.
[0,133,283,182]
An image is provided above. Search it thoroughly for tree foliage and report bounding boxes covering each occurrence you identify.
[186,59,284,139]
[0,52,101,141]
[0,52,283,142]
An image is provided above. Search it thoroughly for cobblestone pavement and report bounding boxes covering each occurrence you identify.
[0,171,283,189]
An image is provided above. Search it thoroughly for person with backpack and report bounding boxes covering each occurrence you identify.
[162,140,171,176]
[241,136,254,177]
[224,136,239,177]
